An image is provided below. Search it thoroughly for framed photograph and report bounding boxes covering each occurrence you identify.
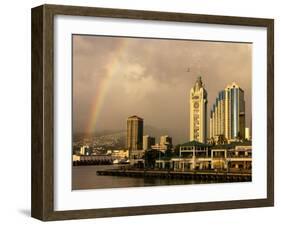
[31,4,274,221]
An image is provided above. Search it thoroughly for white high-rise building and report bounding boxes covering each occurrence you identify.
[210,82,246,141]
[159,135,173,149]
[190,76,208,143]
[160,135,172,146]
[143,135,155,150]
[245,127,251,140]
[80,145,89,155]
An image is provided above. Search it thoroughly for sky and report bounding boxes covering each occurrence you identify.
[72,35,252,144]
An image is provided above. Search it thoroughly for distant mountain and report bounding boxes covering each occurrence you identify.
[89,131,126,150]
[73,125,183,149]
[92,125,171,143]
[92,129,125,137]
[73,129,124,141]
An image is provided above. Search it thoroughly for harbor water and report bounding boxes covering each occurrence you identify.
[72,165,218,190]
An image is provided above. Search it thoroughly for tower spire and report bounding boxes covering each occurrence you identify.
[194,76,203,91]
[190,76,208,143]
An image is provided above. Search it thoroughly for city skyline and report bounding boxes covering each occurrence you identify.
[73,35,252,144]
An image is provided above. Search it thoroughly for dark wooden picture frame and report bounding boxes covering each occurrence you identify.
[31,4,274,221]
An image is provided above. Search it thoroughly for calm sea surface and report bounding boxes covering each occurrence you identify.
[72,165,216,190]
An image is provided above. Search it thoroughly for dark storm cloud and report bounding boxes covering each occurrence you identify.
[73,35,252,144]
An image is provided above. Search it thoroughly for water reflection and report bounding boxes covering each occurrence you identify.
[72,165,217,190]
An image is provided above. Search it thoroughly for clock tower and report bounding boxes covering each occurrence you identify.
[189,76,208,143]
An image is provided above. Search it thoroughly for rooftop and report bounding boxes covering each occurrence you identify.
[127,115,143,120]
[180,140,211,148]
[213,141,252,149]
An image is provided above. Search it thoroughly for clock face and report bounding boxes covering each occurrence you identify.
[194,102,199,108]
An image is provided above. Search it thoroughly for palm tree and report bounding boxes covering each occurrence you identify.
[174,144,181,157]
[217,134,228,145]
[207,137,216,146]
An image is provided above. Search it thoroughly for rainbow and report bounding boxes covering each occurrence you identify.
[86,39,128,135]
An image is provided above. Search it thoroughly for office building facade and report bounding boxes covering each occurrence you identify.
[127,115,143,151]
[143,135,156,150]
[210,82,246,141]
[160,135,172,146]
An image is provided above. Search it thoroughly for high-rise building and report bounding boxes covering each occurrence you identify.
[80,145,89,155]
[210,91,225,139]
[160,135,172,146]
[190,76,208,143]
[210,82,246,141]
[245,127,251,140]
[160,135,173,149]
[143,135,156,150]
[127,115,143,151]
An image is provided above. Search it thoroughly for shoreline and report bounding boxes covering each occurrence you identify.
[96,168,252,183]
